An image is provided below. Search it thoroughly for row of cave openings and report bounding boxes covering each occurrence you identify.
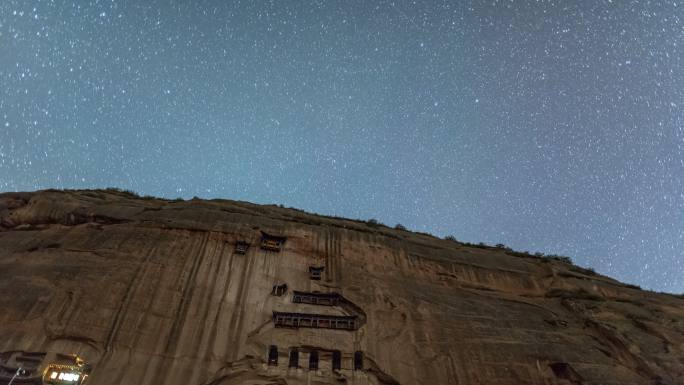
[268,346,363,372]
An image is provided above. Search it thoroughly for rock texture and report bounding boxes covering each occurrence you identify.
[0,189,682,385]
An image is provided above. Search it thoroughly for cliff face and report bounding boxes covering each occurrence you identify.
[0,190,682,385]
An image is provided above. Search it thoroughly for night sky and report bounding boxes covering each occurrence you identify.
[1,1,682,293]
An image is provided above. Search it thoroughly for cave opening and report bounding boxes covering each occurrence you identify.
[234,241,249,254]
[309,350,319,370]
[260,232,286,252]
[288,349,299,368]
[309,266,324,280]
[267,345,278,366]
[354,351,363,370]
[332,350,341,370]
[271,283,288,296]
[549,362,583,383]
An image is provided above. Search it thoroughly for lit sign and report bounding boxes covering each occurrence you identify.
[49,371,80,382]
[43,357,89,385]
[45,367,84,384]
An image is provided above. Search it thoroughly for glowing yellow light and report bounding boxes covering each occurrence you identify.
[50,372,58,379]
[58,372,64,380]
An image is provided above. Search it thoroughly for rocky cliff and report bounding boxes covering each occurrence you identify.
[0,189,682,385]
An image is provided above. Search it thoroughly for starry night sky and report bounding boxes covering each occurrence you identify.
[1,1,682,293]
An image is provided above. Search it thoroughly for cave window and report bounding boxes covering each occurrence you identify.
[354,351,363,370]
[271,283,288,296]
[260,232,286,252]
[309,350,319,370]
[234,241,249,254]
[289,349,299,368]
[268,345,278,366]
[549,362,583,382]
[332,350,341,370]
[309,266,325,280]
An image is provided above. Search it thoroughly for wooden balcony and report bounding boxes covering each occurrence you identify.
[273,312,358,331]
[292,291,340,306]
[260,232,286,252]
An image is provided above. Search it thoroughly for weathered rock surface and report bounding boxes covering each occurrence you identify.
[0,189,682,385]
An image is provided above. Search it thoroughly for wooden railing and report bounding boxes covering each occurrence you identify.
[292,291,340,306]
[273,312,358,330]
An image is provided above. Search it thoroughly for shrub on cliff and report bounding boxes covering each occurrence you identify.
[546,254,573,264]
[105,187,140,197]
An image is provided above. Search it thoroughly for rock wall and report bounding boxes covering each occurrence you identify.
[0,189,682,385]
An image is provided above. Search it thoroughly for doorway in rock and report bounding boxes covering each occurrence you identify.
[267,345,278,366]
[288,349,299,368]
[309,350,319,370]
[354,351,363,370]
[332,350,341,370]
